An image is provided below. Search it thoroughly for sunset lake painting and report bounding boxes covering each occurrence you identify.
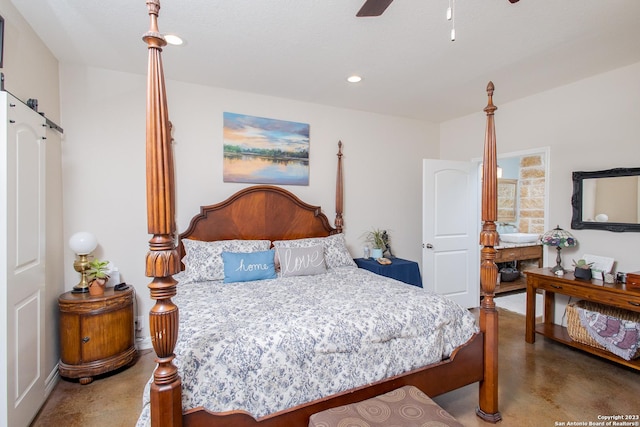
[223,112,310,185]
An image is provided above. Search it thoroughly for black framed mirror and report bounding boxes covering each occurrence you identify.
[571,167,640,232]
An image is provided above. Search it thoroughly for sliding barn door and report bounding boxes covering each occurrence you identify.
[0,91,47,427]
[422,159,479,308]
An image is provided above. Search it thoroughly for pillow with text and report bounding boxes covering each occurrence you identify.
[221,250,277,283]
[276,245,327,277]
[273,233,356,270]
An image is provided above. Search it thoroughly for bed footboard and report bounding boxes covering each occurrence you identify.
[182,332,484,427]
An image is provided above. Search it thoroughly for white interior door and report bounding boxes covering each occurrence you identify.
[0,92,47,427]
[422,159,479,308]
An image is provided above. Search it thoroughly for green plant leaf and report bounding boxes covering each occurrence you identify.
[364,228,388,249]
[87,259,110,280]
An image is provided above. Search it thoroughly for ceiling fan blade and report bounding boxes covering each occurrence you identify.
[356,0,394,17]
[509,0,520,3]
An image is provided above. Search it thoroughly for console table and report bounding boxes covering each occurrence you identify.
[525,268,640,370]
[354,257,422,288]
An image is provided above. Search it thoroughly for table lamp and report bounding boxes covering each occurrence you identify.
[69,232,98,293]
[540,225,577,273]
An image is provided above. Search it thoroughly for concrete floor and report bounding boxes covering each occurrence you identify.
[32,307,640,426]
[31,348,156,427]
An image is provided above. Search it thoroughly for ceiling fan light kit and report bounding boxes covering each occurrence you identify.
[448,0,456,41]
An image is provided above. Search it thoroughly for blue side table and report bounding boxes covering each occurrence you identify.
[354,257,423,288]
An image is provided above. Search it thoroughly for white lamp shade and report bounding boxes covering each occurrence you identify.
[69,232,98,255]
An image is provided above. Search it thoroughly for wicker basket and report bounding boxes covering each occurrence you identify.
[567,300,640,358]
[566,302,606,350]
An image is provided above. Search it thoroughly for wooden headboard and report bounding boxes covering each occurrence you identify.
[177,182,342,266]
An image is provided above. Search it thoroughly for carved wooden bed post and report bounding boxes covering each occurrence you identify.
[143,1,183,426]
[477,81,502,422]
[335,141,344,233]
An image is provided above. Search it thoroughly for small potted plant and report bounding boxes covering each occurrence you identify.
[87,258,110,296]
[365,229,387,259]
[572,259,593,280]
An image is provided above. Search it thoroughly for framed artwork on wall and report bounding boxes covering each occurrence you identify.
[222,112,310,185]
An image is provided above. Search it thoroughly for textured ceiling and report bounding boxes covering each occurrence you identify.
[11,0,640,122]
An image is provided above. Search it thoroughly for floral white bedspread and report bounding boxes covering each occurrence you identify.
[136,267,478,425]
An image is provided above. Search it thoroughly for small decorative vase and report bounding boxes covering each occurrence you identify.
[371,248,384,259]
[573,267,592,281]
[88,278,107,296]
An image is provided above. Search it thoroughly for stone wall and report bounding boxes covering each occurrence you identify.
[517,154,546,233]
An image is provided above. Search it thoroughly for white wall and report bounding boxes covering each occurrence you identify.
[59,63,439,342]
[440,63,640,322]
[441,63,640,272]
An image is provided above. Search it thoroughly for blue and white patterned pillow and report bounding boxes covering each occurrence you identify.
[276,245,327,277]
[221,250,277,283]
[181,239,271,283]
[273,233,356,270]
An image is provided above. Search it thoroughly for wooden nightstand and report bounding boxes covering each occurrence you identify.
[58,286,137,384]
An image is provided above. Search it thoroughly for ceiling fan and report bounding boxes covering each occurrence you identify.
[356,0,520,17]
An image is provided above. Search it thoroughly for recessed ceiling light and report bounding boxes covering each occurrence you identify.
[164,34,184,46]
[347,75,362,83]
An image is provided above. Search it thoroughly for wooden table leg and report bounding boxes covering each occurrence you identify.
[525,282,536,343]
[544,290,555,325]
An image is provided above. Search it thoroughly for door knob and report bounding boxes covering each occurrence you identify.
[425,243,434,249]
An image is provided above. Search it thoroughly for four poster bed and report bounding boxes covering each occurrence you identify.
[139,1,501,426]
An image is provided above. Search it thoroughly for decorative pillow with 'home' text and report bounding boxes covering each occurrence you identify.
[221,250,277,283]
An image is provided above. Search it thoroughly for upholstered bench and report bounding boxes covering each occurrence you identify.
[309,385,464,427]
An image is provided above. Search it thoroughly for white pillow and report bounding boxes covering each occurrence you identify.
[272,233,356,270]
[181,239,271,283]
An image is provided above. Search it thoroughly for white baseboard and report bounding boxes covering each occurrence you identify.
[136,336,153,350]
[44,365,60,398]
